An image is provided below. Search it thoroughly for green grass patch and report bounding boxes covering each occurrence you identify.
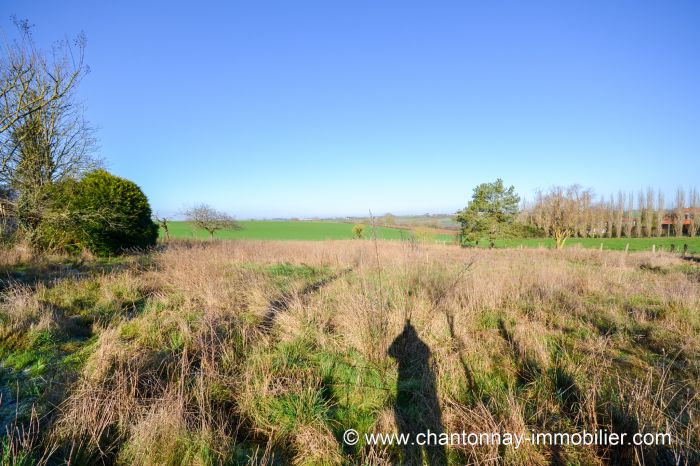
[466,236,700,254]
[266,263,331,292]
[243,337,390,452]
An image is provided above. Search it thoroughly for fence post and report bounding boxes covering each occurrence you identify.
[625,243,629,254]
[599,243,603,251]
[652,244,656,254]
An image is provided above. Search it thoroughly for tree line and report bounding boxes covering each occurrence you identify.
[525,185,699,248]
[457,180,700,249]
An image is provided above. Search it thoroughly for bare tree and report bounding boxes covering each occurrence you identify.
[532,186,582,249]
[644,187,654,237]
[615,191,624,238]
[606,194,614,238]
[656,190,665,237]
[1,18,88,168]
[154,212,171,240]
[690,187,699,238]
[631,191,640,237]
[578,189,591,237]
[590,203,603,238]
[638,188,654,237]
[623,192,634,237]
[674,188,685,237]
[637,190,645,238]
[184,204,241,239]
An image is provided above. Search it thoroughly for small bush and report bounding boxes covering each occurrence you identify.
[352,224,365,239]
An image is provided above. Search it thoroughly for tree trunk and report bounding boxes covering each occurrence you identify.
[554,230,568,249]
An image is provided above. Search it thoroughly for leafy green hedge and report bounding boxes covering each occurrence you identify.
[34,170,157,256]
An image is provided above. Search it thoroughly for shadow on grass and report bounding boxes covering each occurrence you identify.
[681,254,700,264]
[0,255,151,292]
[260,268,351,333]
[388,321,447,466]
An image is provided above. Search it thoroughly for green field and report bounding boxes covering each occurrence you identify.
[162,221,700,254]
[469,236,700,254]
[163,220,457,242]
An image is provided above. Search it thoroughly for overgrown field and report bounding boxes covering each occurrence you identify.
[163,221,456,243]
[1,241,698,465]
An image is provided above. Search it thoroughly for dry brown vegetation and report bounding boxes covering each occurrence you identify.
[1,240,698,465]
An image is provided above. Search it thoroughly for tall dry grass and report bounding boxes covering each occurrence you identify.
[1,239,697,464]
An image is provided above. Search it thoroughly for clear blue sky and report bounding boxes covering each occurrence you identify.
[2,1,699,218]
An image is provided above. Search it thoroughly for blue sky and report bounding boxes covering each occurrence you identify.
[2,1,699,218]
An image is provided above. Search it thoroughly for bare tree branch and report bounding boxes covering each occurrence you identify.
[0,18,88,171]
[183,204,241,239]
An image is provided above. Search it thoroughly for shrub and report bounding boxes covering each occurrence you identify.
[352,224,365,239]
[35,170,158,256]
[73,170,158,256]
[508,222,545,239]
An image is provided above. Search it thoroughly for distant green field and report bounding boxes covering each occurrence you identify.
[162,222,700,253]
[468,236,700,254]
[163,221,457,242]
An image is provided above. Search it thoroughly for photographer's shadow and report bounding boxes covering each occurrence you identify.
[388,321,447,465]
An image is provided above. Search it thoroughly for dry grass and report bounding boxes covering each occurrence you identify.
[1,239,698,464]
